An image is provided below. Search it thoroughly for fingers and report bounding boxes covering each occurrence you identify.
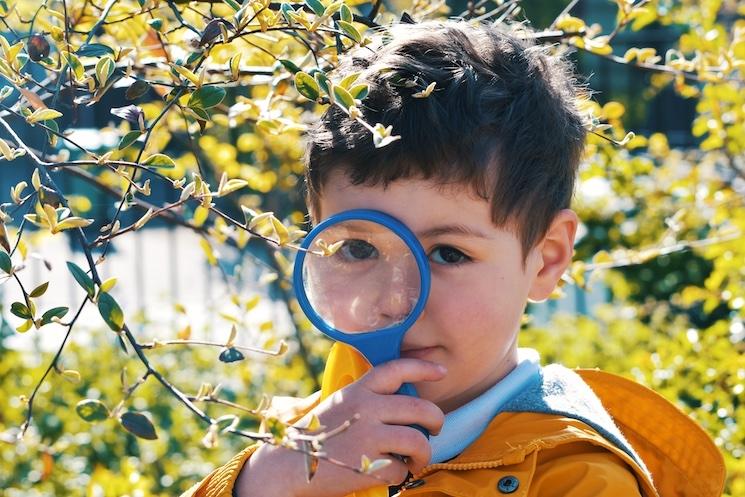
[359,358,447,395]
[379,395,445,435]
[379,425,432,476]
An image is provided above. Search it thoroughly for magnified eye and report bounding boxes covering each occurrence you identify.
[430,246,469,265]
[339,239,379,261]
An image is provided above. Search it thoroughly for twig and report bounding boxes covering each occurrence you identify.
[139,339,287,356]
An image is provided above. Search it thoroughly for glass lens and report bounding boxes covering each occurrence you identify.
[301,219,422,334]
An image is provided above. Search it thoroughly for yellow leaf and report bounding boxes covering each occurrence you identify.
[200,238,218,265]
[230,53,242,81]
[248,211,274,230]
[7,41,23,62]
[32,168,41,190]
[305,414,322,431]
[555,15,586,33]
[53,217,93,233]
[16,319,33,333]
[17,239,27,260]
[0,137,13,160]
[27,108,63,124]
[134,208,155,230]
[62,369,81,383]
[100,277,117,293]
[192,205,209,227]
[177,324,192,340]
[226,324,237,347]
[592,250,614,265]
[617,131,635,147]
[270,216,290,245]
[245,295,260,311]
[602,101,625,120]
[623,47,638,62]
[412,81,437,98]
[218,179,249,197]
[10,181,27,204]
[172,64,201,86]
[42,204,57,229]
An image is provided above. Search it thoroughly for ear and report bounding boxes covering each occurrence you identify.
[527,209,578,302]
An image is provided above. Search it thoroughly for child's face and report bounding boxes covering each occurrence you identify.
[314,171,576,413]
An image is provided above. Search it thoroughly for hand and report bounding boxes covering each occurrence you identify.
[235,358,447,497]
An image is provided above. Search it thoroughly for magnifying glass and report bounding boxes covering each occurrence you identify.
[293,209,431,435]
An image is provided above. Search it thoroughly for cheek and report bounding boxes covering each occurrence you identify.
[427,269,527,341]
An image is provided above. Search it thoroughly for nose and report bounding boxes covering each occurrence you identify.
[378,264,419,325]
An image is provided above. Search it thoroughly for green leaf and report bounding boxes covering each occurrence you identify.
[279,59,302,74]
[188,86,226,109]
[280,3,296,24]
[219,347,245,363]
[333,85,355,109]
[305,0,325,16]
[76,43,115,57]
[66,261,95,298]
[120,411,158,440]
[340,3,352,23]
[349,83,369,100]
[10,301,32,319]
[41,306,69,325]
[143,153,176,169]
[118,130,142,150]
[339,72,360,89]
[28,281,49,298]
[76,399,110,422]
[0,85,13,101]
[337,20,361,43]
[125,80,150,100]
[61,51,85,81]
[44,119,59,147]
[188,105,210,121]
[95,56,115,87]
[0,250,10,273]
[294,71,320,101]
[147,18,163,31]
[323,1,343,17]
[98,292,124,332]
[313,71,330,95]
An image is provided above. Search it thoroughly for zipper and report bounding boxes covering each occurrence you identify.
[389,458,518,496]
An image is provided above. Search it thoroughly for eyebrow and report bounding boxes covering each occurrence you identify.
[416,224,493,240]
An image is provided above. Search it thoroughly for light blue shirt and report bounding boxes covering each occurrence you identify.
[429,348,542,464]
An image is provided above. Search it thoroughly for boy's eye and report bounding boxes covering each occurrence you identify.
[429,246,469,265]
[338,239,379,261]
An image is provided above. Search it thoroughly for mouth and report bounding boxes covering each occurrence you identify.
[400,345,440,360]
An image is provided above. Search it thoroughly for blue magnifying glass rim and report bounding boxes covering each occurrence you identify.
[292,209,431,366]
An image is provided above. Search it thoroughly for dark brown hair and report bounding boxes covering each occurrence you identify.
[305,19,587,256]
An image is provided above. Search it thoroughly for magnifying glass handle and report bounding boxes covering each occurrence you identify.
[396,382,430,439]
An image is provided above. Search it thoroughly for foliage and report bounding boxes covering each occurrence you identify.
[0,0,743,494]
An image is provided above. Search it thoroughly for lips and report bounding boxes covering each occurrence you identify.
[400,346,440,360]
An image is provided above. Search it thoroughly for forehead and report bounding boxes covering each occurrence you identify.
[315,171,505,237]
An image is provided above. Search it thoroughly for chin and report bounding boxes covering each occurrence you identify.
[412,383,451,410]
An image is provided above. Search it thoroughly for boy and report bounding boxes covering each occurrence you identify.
[184,19,724,497]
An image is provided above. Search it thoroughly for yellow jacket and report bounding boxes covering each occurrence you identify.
[182,343,725,497]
